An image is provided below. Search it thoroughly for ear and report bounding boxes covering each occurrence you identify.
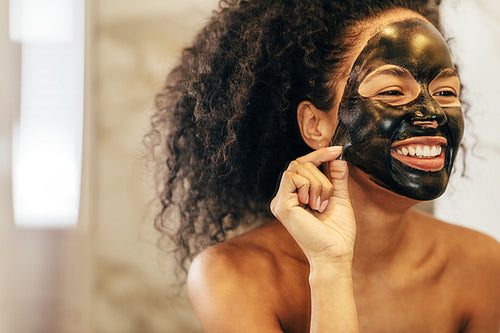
[296,101,337,150]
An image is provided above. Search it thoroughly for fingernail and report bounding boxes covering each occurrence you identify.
[328,146,342,152]
[319,199,329,213]
[315,196,321,210]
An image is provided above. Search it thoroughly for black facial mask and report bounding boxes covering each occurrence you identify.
[330,19,464,200]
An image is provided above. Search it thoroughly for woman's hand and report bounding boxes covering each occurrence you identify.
[270,146,356,265]
[271,146,360,332]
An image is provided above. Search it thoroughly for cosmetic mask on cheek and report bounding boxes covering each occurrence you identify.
[330,19,464,200]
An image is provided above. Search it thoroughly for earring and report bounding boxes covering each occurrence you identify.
[318,143,322,148]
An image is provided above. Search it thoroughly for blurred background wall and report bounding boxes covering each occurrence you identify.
[0,0,499,333]
[2,0,218,332]
[86,0,218,332]
[435,0,500,239]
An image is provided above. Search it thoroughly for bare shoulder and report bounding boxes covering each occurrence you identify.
[188,220,297,290]
[411,209,500,263]
[188,224,282,298]
[410,209,500,330]
[187,220,304,332]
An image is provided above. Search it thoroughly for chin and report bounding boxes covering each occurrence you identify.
[383,159,451,201]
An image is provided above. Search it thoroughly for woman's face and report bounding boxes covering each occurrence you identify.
[330,18,464,200]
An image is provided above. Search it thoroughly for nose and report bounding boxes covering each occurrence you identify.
[412,117,438,129]
[410,93,447,128]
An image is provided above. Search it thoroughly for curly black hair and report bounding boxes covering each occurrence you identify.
[146,0,443,278]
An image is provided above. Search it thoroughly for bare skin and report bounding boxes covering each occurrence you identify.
[188,9,500,333]
[189,168,500,332]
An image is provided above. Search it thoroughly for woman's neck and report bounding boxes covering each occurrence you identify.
[347,167,419,274]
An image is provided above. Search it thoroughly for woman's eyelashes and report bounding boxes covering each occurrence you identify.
[371,85,416,104]
[434,90,457,97]
[431,87,461,107]
[377,89,404,96]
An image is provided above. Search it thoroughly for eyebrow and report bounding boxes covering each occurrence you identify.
[359,65,415,86]
[374,66,414,79]
[433,68,459,79]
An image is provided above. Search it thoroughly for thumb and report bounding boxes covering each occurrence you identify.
[328,159,350,202]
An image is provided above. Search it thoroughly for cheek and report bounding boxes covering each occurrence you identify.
[445,107,464,138]
[350,99,407,141]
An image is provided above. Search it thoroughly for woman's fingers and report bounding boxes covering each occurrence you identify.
[302,161,334,211]
[270,146,356,261]
[328,159,350,202]
[288,171,310,206]
[283,146,342,213]
[296,146,342,166]
[289,161,321,210]
[270,170,309,219]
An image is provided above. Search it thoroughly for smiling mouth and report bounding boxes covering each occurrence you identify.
[390,136,447,171]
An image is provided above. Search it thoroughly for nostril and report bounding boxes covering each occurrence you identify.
[412,120,438,129]
[411,110,446,126]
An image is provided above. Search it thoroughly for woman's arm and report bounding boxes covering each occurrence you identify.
[309,261,359,332]
[270,147,360,332]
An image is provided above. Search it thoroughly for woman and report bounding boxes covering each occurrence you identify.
[148,0,500,331]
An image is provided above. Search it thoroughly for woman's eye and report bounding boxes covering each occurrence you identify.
[377,90,404,96]
[434,90,457,97]
[431,88,461,107]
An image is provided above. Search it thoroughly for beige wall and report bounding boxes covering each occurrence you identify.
[435,0,500,241]
[0,1,17,331]
[1,0,218,332]
[87,0,218,332]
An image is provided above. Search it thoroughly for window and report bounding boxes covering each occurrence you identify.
[10,0,85,227]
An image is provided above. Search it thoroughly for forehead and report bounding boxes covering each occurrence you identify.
[353,19,454,81]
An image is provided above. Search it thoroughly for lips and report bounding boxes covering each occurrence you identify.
[390,136,447,171]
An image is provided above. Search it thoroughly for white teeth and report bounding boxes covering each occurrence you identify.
[394,145,443,158]
[430,146,438,156]
[415,146,423,157]
[423,146,431,157]
[408,146,416,156]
